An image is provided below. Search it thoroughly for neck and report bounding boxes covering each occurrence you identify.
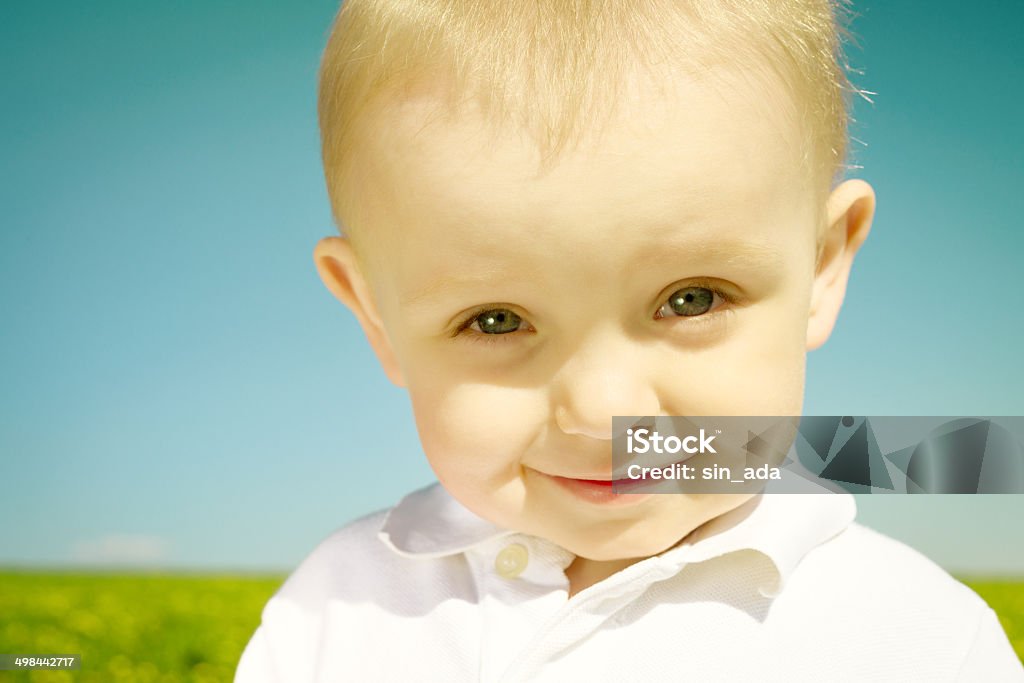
[564,556,642,598]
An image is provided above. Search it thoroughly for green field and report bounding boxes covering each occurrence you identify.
[0,571,281,682]
[0,571,1021,681]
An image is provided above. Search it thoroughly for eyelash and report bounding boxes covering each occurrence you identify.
[451,306,533,346]
[452,280,735,344]
[654,280,733,321]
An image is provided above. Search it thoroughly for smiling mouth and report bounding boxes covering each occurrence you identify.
[541,453,700,492]
[544,472,651,495]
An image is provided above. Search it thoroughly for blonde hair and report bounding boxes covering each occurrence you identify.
[319,0,859,235]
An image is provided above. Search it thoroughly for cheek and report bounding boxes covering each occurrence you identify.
[407,379,548,484]
[728,292,811,413]
[661,295,809,415]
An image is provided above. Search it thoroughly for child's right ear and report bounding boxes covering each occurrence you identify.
[313,237,407,388]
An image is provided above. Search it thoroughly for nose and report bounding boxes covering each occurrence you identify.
[551,332,661,440]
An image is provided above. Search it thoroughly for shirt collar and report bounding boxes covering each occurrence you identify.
[379,482,855,594]
[659,491,856,596]
[379,483,516,559]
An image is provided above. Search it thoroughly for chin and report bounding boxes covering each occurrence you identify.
[548,494,756,561]
[552,525,695,562]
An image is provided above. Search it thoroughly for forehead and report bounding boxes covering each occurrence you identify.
[350,64,817,284]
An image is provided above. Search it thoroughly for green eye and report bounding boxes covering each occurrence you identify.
[472,309,523,334]
[663,287,715,317]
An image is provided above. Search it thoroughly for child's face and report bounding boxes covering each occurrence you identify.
[320,65,873,561]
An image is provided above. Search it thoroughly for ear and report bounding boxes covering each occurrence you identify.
[314,236,407,387]
[806,179,876,351]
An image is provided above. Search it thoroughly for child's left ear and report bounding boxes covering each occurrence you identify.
[806,179,876,350]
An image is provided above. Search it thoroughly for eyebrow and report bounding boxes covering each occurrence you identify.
[400,273,513,308]
[399,237,788,308]
[637,238,788,271]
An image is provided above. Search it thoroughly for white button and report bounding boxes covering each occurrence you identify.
[495,543,529,579]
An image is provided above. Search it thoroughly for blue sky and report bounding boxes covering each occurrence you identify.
[2,1,1022,574]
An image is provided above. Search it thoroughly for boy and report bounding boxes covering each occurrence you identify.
[237,0,1023,680]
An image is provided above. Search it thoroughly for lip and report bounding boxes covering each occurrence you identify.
[535,470,653,505]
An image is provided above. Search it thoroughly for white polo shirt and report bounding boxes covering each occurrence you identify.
[236,484,1022,682]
